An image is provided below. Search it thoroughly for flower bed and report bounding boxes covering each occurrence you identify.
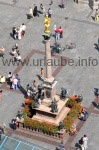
[24,117,58,134]
[64,98,83,132]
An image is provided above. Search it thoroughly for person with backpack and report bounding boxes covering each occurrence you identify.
[79,137,84,150]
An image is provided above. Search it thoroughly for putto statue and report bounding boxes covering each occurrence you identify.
[44,13,50,34]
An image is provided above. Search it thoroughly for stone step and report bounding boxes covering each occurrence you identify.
[33,107,70,126]
[56,107,70,121]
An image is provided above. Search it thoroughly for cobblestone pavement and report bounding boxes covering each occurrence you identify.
[0,0,99,149]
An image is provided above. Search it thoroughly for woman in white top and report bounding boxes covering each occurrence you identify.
[83,135,88,149]
[17,27,21,40]
[22,23,26,36]
[29,7,33,18]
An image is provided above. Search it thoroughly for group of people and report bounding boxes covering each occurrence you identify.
[78,135,88,150]
[12,23,26,40]
[29,4,52,19]
[10,43,22,62]
[54,25,64,40]
[7,72,20,90]
[26,68,44,98]
[28,4,39,19]
[26,80,37,98]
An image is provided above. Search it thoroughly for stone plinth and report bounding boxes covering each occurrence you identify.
[42,79,57,105]
[32,96,70,126]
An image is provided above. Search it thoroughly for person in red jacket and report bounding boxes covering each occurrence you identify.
[55,27,63,40]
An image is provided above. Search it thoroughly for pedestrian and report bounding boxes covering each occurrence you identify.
[83,135,88,149]
[13,78,18,90]
[58,26,64,38]
[12,27,17,39]
[61,0,65,9]
[12,119,17,130]
[15,74,20,88]
[33,4,39,17]
[7,72,13,89]
[79,137,84,150]
[0,47,5,58]
[29,7,33,19]
[26,84,30,92]
[33,80,36,91]
[96,95,99,108]
[41,68,44,80]
[22,23,26,36]
[17,27,21,40]
[0,129,2,141]
[1,122,6,133]
[53,23,57,32]
[48,8,52,18]
[40,4,45,15]
[95,9,99,21]
[0,89,2,101]
[59,141,65,150]
[74,0,78,3]
[55,28,60,40]
[50,0,53,5]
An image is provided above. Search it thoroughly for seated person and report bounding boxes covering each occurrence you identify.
[56,141,65,150]
[82,108,88,116]
[70,123,77,135]
[79,113,87,121]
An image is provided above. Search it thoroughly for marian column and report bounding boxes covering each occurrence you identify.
[42,14,57,104]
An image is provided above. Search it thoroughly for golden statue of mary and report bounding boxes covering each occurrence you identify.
[44,13,50,34]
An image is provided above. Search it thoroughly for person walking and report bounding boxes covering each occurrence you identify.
[13,78,18,90]
[83,135,88,149]
[0,89,2,101]
[61,0,65,9]
[41,68,44,80]
[33,4,39,17]
[29,7,33,18]
[79,137,84,150]
[50,0,53,5]
[0,47,5,58]
[40,4,45,15]
[48,8,52,18]
[22,23,26,36]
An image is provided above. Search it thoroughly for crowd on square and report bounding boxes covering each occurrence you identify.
[0,1,99,150]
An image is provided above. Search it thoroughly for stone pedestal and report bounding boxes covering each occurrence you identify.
[32,96,70,126]
[42,79,57,105]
